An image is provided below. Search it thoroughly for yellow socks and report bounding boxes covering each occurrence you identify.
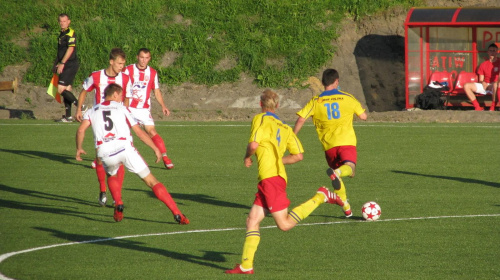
[333,180,347,202]
[289,193,324,223]
[240,192,327,270]
[333,180,351,213]
[241,231,260,270]
[337,165,353,177]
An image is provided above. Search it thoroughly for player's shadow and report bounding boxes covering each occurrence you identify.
[391,170,500,188]
[312,213,364,221]
[0,108,35,119]
[0,183,118,222]
[34,227,232,270]
[0,184,166,224]
[0,184,95,207]
[0,197,108,222]
[0,148,93,168]
[127,188,250,209]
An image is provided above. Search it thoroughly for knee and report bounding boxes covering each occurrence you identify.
[276,223,293,232]
[142,173,159,188]
[278,225,292,232]
[464,83,475,94]
[346,163,356,177]
[146,128,158,138]
[246,219,261,231]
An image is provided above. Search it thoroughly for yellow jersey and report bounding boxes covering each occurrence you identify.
[249,112,304,182]
[296,89,365,150]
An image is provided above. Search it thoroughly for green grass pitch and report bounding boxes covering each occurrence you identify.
[0,120,499,279]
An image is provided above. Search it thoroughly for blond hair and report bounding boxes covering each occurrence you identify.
[261,89,279,111]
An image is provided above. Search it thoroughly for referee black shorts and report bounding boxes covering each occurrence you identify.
[58,62,79,86]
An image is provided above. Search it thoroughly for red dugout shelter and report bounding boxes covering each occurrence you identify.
[404,7,500,109]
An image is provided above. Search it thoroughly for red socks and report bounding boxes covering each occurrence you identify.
[107,175,123,206]
[472,99,481,109]
[151,134,167,154]
[152,183,180,215]
[96,163,107,192]
[98,163,124,197]
[117,164,125,185]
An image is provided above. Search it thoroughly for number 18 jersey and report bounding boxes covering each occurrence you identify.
[296,89,365,150]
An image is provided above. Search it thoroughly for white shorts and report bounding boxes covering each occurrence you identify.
[129,108,155,126]
[97,141,150,178]
[473,83,493,95]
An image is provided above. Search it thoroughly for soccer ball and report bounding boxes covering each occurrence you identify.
[361,201,381,221]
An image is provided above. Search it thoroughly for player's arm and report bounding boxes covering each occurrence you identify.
[153,88,170,116]
[131,124,161,163]
[478,74,488,91]
[244,141,259,167]
[358,111,368,120]
[123,78,132,107]
[293,116,306,135]
[75,119,90,161]
[75,89,88,122]
[57,46,74,74]
[282,153,303,165]
[283,131,304,165]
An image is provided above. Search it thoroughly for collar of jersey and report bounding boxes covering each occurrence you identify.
[264,111,281,120]
[319,89,348,97]
[60,27,71,35]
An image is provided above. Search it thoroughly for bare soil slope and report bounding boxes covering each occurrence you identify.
[0,0,498,123]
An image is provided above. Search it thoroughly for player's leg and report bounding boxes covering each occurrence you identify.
[107,175,122,205]
[111,164,125,206]
[325,147,343,189]
[107,174,124,222]
[117,164,125,186]
[488,83,497,111]
[63,98,72,120]
[95,156,108,206]
[334,180,351,217]
[97,151,124,222]
[145,124,173,169]
[141,172,177,212]
[226,204,265,274]
[276,186,340,231]
[59,86,78,120]
[464,82,483,111]
[58,69,74,120]
[333,165,355,217]
[140,172,188,224]
[59,64,79,106]
[325,147,356,217]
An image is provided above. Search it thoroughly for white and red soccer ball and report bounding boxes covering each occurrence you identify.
[361,201,381,221]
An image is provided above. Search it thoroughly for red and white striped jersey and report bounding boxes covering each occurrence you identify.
[123,64,159,109]
[82,69,131,106]
[83,100,136,147]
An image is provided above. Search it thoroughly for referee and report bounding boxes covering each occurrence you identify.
[54,13,82,122]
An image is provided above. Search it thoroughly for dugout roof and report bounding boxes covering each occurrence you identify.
[405,7,500,26]
[404,7,500,109]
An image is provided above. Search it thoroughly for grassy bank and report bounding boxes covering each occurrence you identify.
[1,0,419,87]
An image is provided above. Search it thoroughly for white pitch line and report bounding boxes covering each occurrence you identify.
[0,213,499,280]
